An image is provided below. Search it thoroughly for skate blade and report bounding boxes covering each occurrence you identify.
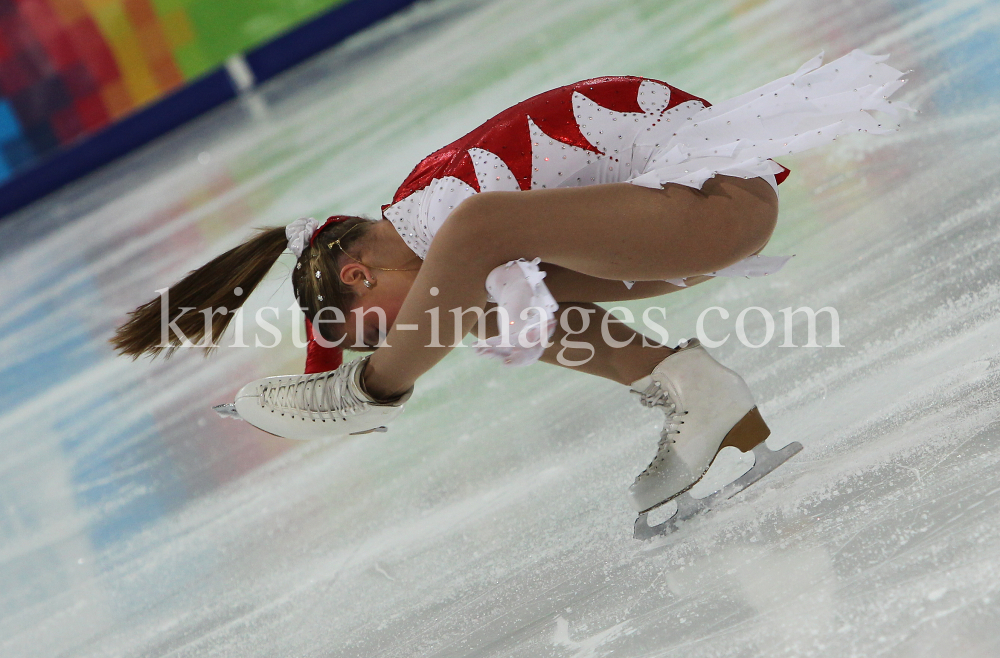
[633,440,803,540]
[213,403,242,420]
[349,426,388,435]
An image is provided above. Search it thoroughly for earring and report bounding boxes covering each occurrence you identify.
[363,279,375,289]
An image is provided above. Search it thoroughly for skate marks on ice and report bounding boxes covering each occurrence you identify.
[611,422,1000,656]
[634,441,804,540]
[552,616,632,658]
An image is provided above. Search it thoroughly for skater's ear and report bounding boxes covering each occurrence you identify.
[338,262,374,291]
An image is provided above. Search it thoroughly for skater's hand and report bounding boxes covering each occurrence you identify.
[473,316,555,366]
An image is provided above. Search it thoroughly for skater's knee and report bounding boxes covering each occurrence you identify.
[709,223,776,272]
[436,192,522,265]
[739,206,778,257]
[708,177,779,264]
[743,179,779,250]
[447,192,506,234]
[730,177,778,241]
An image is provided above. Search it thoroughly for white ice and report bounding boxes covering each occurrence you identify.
[2,0,1000,656]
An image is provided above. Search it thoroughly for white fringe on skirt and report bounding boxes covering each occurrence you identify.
[628,49,913,194]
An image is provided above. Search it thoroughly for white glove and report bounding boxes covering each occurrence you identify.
[475,258,559,366]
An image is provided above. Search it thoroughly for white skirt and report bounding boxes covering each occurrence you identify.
[552,49,914,198]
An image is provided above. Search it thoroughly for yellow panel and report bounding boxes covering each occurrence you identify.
[160,8,196,49]
[80,0,121,19]
[80,0,120,9]
[84,1,162,106]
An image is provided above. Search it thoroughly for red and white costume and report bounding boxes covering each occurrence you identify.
[305,50,910,370]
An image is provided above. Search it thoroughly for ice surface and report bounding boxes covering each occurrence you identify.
[2,0,1000,656]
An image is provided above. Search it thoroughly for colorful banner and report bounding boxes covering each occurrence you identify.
[0,0,351,182]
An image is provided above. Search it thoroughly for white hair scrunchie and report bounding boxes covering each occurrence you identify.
[286,217,321,258]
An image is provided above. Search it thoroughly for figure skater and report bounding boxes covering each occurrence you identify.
[113,50,910,531]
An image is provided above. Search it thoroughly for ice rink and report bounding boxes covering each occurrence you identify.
[2,0,1000,655]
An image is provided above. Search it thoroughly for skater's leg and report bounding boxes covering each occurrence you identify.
[496,176,777,281]
[541,303,673,384]
[540,264,713,303]
[363,176,777,399]
[471,302,674,385]
[540,233,776,303]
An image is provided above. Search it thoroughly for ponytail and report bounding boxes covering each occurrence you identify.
[111,227,288,358]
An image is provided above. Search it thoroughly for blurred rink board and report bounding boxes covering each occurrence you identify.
[0,0,420,219]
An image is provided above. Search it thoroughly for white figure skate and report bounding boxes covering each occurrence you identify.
[629,339,802,539]
[213,356,412,440]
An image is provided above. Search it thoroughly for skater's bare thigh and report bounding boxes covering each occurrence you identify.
[444,176,778,282]
[541,264,711,303]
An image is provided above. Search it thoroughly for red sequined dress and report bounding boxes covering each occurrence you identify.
[305,50,909,371]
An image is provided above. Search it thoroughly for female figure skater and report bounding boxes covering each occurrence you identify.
[113,50,909,526]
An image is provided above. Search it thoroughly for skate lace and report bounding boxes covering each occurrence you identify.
[633,380,688,478]
[260,365,365,422]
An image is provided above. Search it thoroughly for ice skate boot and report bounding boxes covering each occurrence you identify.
[629,339,802,539]
[213,356,412,440]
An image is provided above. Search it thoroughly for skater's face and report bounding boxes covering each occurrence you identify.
[340,270,413,350]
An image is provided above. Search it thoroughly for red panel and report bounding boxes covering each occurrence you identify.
[19,0,75,69]
[61,59,96,96]
[65,17,119,85]
[44,32,76,70]
[73,91,109,131]
[0,14,34,51]
[0,51,36,95]
[50,103,84,142]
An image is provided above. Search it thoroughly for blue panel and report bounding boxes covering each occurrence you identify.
[0,100,22,141]
[244,0,422,84]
